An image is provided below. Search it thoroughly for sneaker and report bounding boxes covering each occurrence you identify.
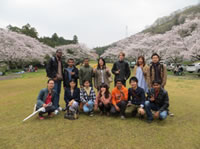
[89,112,94,117]
[39,116,44,120]
[168,111,174,117]
[54,110,59,115]
[121,115,125,120]
[58,107,63,111]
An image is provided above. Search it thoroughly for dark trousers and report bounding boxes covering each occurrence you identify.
[54,80,62,109]
[110,100,127,116]
[98,102,111,113]
[38,105,56,116]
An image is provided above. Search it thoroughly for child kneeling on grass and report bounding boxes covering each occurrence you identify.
[80,80,96,116]
[36,79,56,120]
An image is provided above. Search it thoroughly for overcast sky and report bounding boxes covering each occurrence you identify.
[0,0,199,48]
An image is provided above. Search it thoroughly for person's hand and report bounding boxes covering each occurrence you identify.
[115,70,120,74]
[117,95,121,100]
[115,105,120,112]
[86,102,89,106]
[42,104,47,108]
[71,72,75,75]
[94,105,98,111]
[93,68,97,73]
[138,108,145,115]
[106,68,109,73]
[150,96,155,102]
[68,100,74,106]
[154,111,160,119]
[80,85,83,88]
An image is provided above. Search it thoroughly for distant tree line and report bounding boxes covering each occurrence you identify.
[7,23,78,47]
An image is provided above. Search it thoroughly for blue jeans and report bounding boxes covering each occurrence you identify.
[145,101,168,120]
[83,100,94,113]
[54,80,62,109]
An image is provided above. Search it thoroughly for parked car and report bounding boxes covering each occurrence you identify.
[186,63,200,73]
[167,63,175,71]
[129,61,136,68]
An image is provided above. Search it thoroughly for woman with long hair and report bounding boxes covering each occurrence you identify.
[94,57,112,90]
[133,56,149,93]
[94,83,112,116]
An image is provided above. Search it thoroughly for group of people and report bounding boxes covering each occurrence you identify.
[36,49,170,123]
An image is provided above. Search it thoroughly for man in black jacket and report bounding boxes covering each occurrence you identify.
[112,52,130,86]
[145,80,169,123]
[46,49,64,113]
[63,58,79,88]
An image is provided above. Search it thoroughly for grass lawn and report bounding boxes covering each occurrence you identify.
[0,63,200,149]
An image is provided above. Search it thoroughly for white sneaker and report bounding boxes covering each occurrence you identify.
[54,110,59,115]
[58,107,63,111]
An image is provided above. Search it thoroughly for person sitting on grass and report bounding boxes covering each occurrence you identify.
[80,80,96,116]
[145,80,169,123]
[36,79,56,120]
[128,77,146,118]
[64,79,80,118]
[110,79,128,119]
[94,83,112,116]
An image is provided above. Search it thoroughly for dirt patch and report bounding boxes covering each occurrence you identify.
[0,74,22,80]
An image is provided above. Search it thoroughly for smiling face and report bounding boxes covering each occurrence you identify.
[100,86,106,93]
[119,53,124,61]
[84,59,89,66]
[153,83,161,91]
[116,81,122,89]
[56,50,62,59]
[99,59,104,67]
[84,81,90,88]
[138,57,144,66]
[48,80,54,90]
[130,80,137,89]
[152,55,159,64]
[70,81,76,88]
[68,59,74,67]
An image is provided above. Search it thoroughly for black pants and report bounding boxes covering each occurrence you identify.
[110,101,127,116]
[98,102,111,113]
[38,105,56,116]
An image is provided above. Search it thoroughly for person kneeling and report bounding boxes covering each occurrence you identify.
[110,79,128,119]
[94,83,112,116]
[128,77,145,118]
[80,80,96,116]
[36,79,56,120]
[64,79,80,120]
[145,80,169,123]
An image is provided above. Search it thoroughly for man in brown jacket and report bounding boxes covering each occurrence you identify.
[148,53,167,88]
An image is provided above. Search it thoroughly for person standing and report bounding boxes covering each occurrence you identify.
[133,56,149,93]
[94,57,112,90]
[112,52,130,86]
[63,58,79,88]
[46,49,64,114]
[79,58,94,88]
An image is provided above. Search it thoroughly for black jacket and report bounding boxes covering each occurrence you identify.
[128,87,145,107]
[111,60,130,81]
[46,56,64,78]
[64,87,80,105]
[63,66,79,88]
[147,88,169,112]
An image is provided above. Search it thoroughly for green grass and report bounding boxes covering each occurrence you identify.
[0,64,200,149]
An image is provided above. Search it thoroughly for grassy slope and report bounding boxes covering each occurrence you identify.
[0,64,200,149]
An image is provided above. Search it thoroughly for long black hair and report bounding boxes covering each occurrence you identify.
[97,57,106,69]
[99,83,110,98]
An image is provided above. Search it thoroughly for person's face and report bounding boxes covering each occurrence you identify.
[153,83,161,91]
[48,80,54,90]
[138,58,144,65]
[84,81,90,88]
[152,56,159,64]
[99,59,104,67]
[100,87,106,93]
[119,54,124,61]
[84,59,89,66]
[70,81,76,88]
[56,51,62,58]
[116,82,122,89]
[68,60,74,67]
[130,81,137,89]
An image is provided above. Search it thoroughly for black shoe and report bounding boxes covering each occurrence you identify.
[146,119,153,123]
[131,109,137,117]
